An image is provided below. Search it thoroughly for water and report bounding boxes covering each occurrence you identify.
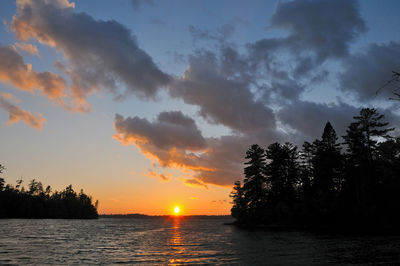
[0,217,399,265]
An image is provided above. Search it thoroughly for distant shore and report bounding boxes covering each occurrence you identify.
[225,220,400,235]
[99,214,231,219]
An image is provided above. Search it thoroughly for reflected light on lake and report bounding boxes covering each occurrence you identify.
[1,218,400,265]
[168,217,185,264]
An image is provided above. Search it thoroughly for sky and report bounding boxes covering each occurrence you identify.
[0,0,400,215]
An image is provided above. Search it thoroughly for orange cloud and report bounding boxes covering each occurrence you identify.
[113,112,249,188]
[142,170,172,181]
[0,92,20,103]
[0,45,66,104]
[14,42,39,55]
[0,93,46,130]
[184,178,208,189]
[10,0,169,112]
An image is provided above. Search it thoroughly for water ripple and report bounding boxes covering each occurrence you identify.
[0,217,400,265]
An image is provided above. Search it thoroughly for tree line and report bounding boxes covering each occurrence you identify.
[231,108,400,228]
[0,167,98,219]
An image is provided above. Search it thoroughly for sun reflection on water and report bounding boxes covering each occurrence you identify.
[168,217,186,264]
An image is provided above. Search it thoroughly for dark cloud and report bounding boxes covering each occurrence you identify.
[246,0,367,96]
[277,99,400,144]
[277,100,359,141]
[113,109,282,186]
[170,51,277,134]
[269,0,366,61]
[0,93,46,130]
[11,0,170,110]
[188,21,240,46]
[114,111,206,151]
[339,42,400,101]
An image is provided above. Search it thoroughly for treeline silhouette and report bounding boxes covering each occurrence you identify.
[0,168,98,219]
[231,108,400,229]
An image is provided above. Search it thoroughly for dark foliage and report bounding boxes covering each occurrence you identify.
[231,108,400,228]
[0,168,98,219]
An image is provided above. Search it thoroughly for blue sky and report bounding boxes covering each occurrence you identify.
[0,0,399,214]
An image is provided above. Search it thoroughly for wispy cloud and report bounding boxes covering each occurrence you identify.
[0,93,46,130]
[14,42,39,55]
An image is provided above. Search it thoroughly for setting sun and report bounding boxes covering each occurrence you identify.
[173,206,181,215]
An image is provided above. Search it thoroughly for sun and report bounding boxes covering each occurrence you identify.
[173,206,181,215]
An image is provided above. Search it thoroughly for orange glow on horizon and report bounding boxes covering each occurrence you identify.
[173,206,181,215]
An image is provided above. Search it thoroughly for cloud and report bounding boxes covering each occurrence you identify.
[277,100,360,141]
[277,99,400,143]
[184,178,208,189]
[0,92,20,103]
[113,111,213,174]
[114,111,206,151]
[246,0,367,88]
[211,199,227,205]
[143,170,170,181]
[0,44,67,106]
[131,0,155,11]
[14,42,39,55]
[113,110,281,186]
[11,0,170,110]
[0,93,46,130]
[339,42,400,101]
[170,50,277,134]
[269,0,366,61]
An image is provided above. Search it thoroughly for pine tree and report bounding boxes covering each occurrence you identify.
[243,144,267,219]
[265,142,300,221]
[0,164,5,191]
[352,108,393,162]
[230,181,247,220]
[343,108,394,209]
[313,122,342,194]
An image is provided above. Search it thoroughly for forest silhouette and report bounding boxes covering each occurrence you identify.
[0,170,98,219]
[231,108,400,229]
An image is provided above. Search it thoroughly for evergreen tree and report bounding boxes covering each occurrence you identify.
[313,122,343,195]
[243,144,267,219]
[265,142,300,221]
[0,164,5,191]
[311,122,343,221]
[343,108,394,208]
[230,181,246,220]
[0,165,98,219]
[299,142,314,197]
[230,108,400,228]
[352,108,394,163]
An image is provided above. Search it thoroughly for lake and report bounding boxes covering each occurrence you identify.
[0,217,399,265]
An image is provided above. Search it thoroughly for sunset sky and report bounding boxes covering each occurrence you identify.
[1,0,400,215]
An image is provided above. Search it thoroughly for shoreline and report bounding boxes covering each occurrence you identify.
[225,221,400,235]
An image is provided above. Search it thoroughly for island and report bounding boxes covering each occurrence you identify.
[230,108,400,230]
[0,172,98,219]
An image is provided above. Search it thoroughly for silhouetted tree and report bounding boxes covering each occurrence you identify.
[0,166,98,219]
[265,142,300,222]
[311,122,343,220]
[231,107,400,229]
[28,179,43,196]
[299,141,314,199]
[343,108,394,208]
[0,164,5,191]
[243,144,267,220]
[230,181,247,220]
